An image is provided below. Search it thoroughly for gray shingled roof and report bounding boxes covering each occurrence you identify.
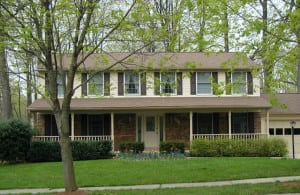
[262,93,300,114]
[28,96,271,112]
[44,52,257,71]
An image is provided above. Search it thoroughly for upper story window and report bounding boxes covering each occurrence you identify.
[161,72,176,95]
[88,73,104,96]
[57,74,64,97]
[124,72,140,95]
[226,71,253,95]
[197,72,212,95]
[232,72,247,95]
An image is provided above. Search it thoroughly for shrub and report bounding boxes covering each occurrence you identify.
[28,141,61,162]
[160,142,185,154]
[190,138,288,157]
[28,140,112,162]
[0,119,32,163]
[119,142,144,153]
[72,141,112,160]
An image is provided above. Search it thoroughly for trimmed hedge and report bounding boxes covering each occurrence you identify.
[119,142,144,153]
[190,138,288,157]
[28,141,61,162]
[160,142,185,153]
[28,140,112,162]
[0,119,32,163]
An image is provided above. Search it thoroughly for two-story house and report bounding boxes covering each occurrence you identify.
[29,52,272,151]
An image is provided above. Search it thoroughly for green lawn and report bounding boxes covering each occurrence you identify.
[0,157,299,189]
[90,181,300,195]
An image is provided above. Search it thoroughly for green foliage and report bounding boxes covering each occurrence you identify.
[28,141,61,162]
[28,141,112,162]
[119,142,144,153]
[0,119,32,163]
[71,141,112,160]
[190,138,288,157]
[159,142,185,153]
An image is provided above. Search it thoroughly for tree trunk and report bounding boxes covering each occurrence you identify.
[0,44,13,119]
[56,109,77,192]
[261,0,271,90]
[223,3,229,52]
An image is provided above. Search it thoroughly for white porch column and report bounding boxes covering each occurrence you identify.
[228,111,232,138]
[189,111,193,141]
[71,112,75,141]
[111,112,114,151]
[266,110,270,138]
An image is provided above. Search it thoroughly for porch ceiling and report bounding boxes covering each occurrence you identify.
[28,96,271,112]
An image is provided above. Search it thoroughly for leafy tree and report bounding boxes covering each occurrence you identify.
[0,0,142,192]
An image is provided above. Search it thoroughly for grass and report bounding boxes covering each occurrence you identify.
[0,157,300,189]
[90,181,300,195]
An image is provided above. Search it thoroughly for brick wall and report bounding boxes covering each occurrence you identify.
[254,112,261,133]
[37,113,45,135]
[165,113,190,148]
[114,113,136,150]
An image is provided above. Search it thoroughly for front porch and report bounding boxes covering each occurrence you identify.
[33,110,269,151]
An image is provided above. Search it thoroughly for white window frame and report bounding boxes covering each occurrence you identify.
[232,72,247,95]
[196,72,212,95]
[160,72,176,95]
[87,72,104,96]
[124,72,140,96]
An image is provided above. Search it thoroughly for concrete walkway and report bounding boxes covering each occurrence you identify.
[1,176,300,194]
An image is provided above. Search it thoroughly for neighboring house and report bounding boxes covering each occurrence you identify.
[264,93,300,157]
[29,52,273,151]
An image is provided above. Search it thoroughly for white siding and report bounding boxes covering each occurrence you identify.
[182,72,190,96]
[73,74,81,98]
[146,72,154,96]
[110,72,118,97]
[253,77,260,96]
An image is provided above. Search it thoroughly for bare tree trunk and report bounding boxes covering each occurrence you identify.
[0,42,12,119]
[223,3,229,52]
[26,56,33,120]
[261,0,271,90]
[55,109,77,192]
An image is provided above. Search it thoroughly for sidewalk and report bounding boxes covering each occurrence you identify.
[1,176,300,194]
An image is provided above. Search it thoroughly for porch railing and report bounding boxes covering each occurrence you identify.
[192,133,268,140]
[32,136,112,142]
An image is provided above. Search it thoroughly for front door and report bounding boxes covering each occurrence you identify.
[143,115,164,150]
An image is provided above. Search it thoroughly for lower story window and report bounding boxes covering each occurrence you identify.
[193,113,219,134]
[80,114,111,136]
[231,112,254,133]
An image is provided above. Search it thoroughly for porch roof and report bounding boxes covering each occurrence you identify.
[262,93,300,114]
[28,96,271,112]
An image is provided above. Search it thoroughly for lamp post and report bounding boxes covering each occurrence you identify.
[290,121,296,159]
